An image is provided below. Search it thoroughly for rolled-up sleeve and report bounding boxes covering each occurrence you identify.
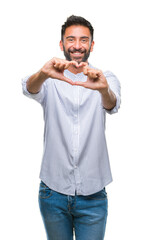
[22,75,46,104]
[104,71,121,114]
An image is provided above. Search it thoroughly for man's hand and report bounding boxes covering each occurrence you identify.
[41,57,82,85]
[74,66,116,110]
[27,58,85,93]
[74,66,109,93]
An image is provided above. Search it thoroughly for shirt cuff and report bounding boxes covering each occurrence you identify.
[22,75,45,104]
[105,92,121,114]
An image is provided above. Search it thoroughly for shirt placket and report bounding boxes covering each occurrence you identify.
[72,75,81,194]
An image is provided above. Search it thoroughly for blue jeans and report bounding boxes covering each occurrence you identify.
[38,181,108,240]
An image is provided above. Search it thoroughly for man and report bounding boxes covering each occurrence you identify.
[22,15,121,240]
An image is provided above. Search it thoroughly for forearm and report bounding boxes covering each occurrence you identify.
[100,87,116,110]
[26,70,48,94]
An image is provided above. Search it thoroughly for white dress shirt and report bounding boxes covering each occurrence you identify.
[22,64,121,196]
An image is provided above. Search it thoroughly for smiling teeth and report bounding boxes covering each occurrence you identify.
[73,52,82,55]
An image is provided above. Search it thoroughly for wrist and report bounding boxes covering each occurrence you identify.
[38,69,49,81]
[99,85,110,96]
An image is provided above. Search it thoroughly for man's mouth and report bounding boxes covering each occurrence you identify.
[69,48,85,54]
[69,50,85,58]
[71,52,83,56]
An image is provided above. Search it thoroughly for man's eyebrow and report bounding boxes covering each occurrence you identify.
[66,36,89,39]
[80,36,89,39]
[66,36,75,39]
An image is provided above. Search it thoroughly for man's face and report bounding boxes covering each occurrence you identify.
[60,25,94,64]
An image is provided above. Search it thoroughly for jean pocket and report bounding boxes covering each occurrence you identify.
[86,188,107,200]
[39,181,52,199]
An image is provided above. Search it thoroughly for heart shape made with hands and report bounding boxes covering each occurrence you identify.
[42,58,89,86]
[53,61,88,85]
[59,62,100,89]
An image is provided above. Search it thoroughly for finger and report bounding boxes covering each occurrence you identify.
[83,66,88,75]
[54,62,64,70]
[78,62,88,68]
[53,62,60,68]
[63,60,85,69]
[64,62,71,69]
[69,60,79,68]
[57,60,78,70]
[88,71,98,79]
[86,69,99,79]
[52,58,60,68]
[64,61,76,69]
[58,75,74,85]
[63,77,74,85]
[74,81,87,87]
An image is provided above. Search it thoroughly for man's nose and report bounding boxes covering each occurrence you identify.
[73,40,81,49]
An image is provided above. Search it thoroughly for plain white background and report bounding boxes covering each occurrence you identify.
[0,0,143,239]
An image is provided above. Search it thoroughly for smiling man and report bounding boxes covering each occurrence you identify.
[22,15,121,240]
[61,24,94,63]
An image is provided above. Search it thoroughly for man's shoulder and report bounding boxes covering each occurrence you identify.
[89,63,113,75]
[88,63,96,69]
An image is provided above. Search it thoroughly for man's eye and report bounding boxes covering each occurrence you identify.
[81,39,88,43]
[68,38,74,42]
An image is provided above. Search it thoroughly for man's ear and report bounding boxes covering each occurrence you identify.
[59,40,64,51]
[90,41,95,52]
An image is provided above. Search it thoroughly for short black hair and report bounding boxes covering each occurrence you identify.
[61,15,94,42]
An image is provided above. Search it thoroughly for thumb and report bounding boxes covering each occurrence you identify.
[83,66,88,75]
[57,74,74,85]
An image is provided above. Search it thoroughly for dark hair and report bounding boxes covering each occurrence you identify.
[61,15,94,42]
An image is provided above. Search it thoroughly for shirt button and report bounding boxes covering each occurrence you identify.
[74,165,77,169]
